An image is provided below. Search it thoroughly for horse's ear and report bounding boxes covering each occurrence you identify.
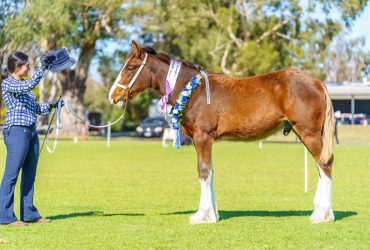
[131,41,141,56]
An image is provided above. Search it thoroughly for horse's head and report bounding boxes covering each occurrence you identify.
[109,41,152,105]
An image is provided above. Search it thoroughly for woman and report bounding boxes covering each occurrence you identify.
[0,51,59,226]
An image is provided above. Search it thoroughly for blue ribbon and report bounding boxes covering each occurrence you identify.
[169,73,202,149]
[175,129,181,149]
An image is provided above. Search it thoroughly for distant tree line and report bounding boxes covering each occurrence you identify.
[1,0,369,130]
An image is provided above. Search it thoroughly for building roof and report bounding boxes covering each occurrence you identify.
[326,83,370,100]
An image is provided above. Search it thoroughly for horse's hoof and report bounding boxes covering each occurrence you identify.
[189,209,218,224]
[310,207,335,224]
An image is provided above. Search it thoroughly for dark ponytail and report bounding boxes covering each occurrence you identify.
[1,51,29,80]
[1,68,9,80]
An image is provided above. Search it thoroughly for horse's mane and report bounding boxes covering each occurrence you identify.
[141,46,201,71]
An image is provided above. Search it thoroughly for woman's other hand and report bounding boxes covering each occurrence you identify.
[49,99,65,109]
[40,54,56,69]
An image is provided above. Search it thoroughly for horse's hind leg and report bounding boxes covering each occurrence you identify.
[311,157,334,224]
[293,125,335,224]
[189,132,219,224]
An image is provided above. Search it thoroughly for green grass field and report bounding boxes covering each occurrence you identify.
[0,140,369,249]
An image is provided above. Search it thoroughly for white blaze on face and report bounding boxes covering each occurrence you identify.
[108,66,126,104]
[108,57,130,104]
[108,53,148,105]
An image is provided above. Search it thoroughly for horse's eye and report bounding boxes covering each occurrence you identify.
[127,65,135,71]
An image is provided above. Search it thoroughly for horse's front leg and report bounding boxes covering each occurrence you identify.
[190,132,219,224]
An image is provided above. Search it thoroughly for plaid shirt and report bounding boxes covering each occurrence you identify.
[1,66,51,130]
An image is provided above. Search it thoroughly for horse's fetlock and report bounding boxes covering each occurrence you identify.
[199,170,210,180]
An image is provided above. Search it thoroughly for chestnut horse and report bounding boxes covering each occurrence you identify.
[109,41,335,224]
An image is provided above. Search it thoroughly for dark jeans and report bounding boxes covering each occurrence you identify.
[0,125,42,224]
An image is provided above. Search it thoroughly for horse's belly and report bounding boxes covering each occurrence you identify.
[216,115,286,141]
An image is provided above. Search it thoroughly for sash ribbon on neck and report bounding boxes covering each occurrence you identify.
[160,60,182,116]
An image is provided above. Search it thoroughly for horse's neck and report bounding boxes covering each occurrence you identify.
[152,62,198,105]
[168,66,199,105]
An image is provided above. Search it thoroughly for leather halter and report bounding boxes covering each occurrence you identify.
[108,53,148,102]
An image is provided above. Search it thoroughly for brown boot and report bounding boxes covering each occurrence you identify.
[9,221,28,227]
[31,218,51,223]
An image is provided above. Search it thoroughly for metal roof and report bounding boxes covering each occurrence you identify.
[326,83,370,100]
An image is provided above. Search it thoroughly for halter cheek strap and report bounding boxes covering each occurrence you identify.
[108,53,148,102]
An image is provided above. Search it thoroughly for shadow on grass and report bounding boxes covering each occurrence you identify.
[48,211,144,220]
[162,210,357,221]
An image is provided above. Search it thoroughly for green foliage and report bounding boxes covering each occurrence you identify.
[4,0,125,50]
[116,0,368,123]
[5,0,74,49]
[317,0,369,27]
[236,41,280,75]
[2,0,130,131]
[137,0,367,79]
[1,1,23,125]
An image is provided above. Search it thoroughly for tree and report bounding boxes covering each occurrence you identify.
[325,35,366,83]
[4,0,128,133]
[0,0,23,125]
[134,0,368,80]
[3,0,368,131]
[65,0,370,128]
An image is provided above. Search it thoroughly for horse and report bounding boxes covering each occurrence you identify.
[109,41,335,224]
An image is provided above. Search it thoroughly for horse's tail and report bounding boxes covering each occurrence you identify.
[319,84,335,164]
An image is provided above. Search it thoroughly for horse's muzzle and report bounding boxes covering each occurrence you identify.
[112,94,123,104]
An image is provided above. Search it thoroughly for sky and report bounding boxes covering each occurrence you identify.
[89,2,370,80]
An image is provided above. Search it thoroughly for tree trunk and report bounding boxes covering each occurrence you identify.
[59,42,96,135]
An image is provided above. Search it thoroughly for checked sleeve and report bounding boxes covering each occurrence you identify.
[2,66,47,94]
[36,103,51,116]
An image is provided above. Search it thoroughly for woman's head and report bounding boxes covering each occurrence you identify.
[1,51,30,80]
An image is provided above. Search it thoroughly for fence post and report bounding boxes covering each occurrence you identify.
[304,146,308,193]
[351,95,355,125]
[107,121,111,147]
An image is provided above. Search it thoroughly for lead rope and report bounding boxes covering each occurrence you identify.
[40,90,130,154]
[39,95,62,155]
[200,70,211,105]
[44,96,62,153]
[64,98,128,129]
